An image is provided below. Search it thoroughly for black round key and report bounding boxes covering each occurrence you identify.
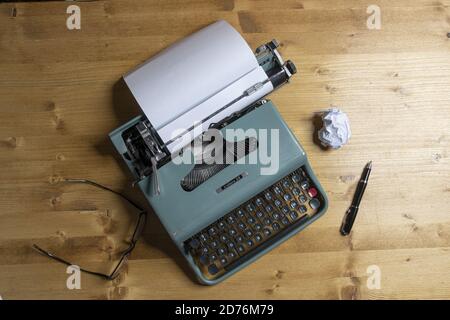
[237,245,245,253]
[200,233,208,241]
[210,254,217,261]
[274,199,282,207]
[283,180,291,188]
[292,187,300,196]
[265,192,272,200]
[201,246,209,254]
[229,228,237,236]
[208,227,217,236]
[208,264,219,275]
[254,223,262,231]
[299,205,307,213]
[236,209,245,218]
[299,194,307,203]
[246,240,254,247]
[245,229,253,237]
[238,222,246,230]
[283,193,291,201]
[265,205,273,212]
[210,240,218,248]
[289,211,298,220]
[290,201,298,209]
[301,181,309,190]
[309,198,321,210]
[217,247,226,255]
[263,228,271,237]
[255,234,262,242]
[227,216,235,224]
[229,252,236,259]
[247,217,256,224]
[220,234,228,242]
[273,186,282,194]
[256,211,264,218]
[246,204,255,211]
[255,198,263,206]
[220,257,227,265]
[227,241,235,249]
[236,235,244,243]
[281,217,290,225]
[189,239,200,250]
[282,205,289,214]
[272,222,280,231]
[292,174,300,183]
[264,218,271,225]
[272,212,280,220]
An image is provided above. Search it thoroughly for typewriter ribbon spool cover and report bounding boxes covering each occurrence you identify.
[123,20,273,154]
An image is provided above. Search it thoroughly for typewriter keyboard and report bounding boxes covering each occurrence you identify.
[184,166,324,279]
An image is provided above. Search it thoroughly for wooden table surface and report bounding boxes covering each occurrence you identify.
[0,0,449,300]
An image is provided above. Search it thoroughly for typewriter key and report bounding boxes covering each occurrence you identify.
[289,211,298,220]
[309,198,321,210]
[208,264,219,275]
[301,181,309,190]
[189,239,200,250]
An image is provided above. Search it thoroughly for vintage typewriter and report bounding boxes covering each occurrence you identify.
[109,21,328,284]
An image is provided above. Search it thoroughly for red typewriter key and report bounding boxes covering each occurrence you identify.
[307,187,318,198]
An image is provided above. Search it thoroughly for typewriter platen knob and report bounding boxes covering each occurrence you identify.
[285,60,297,75]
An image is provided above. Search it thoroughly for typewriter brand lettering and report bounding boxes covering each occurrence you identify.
[66,265,81,290]
[217,172,248,193]
[175,304,209,317]
[66,5,81,30]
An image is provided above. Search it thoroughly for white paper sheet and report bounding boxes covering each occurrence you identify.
[123,20,266,148]
[159,66,273,153]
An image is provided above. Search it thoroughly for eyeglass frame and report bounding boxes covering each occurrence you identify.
[32,178,147,281]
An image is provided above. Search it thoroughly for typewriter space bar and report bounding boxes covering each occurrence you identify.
[224,214,309,272]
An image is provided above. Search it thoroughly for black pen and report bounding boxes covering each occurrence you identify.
[340,161,372,236]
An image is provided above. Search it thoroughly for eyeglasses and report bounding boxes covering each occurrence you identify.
[32,178,147,280]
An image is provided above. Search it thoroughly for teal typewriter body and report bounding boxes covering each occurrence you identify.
[109,21,328,285]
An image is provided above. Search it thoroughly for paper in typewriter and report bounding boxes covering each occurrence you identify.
[123,20,273,153]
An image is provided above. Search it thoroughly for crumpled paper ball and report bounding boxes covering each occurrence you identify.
[318,108,351,149]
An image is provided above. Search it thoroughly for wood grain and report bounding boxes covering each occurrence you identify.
[0,0,449,299]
